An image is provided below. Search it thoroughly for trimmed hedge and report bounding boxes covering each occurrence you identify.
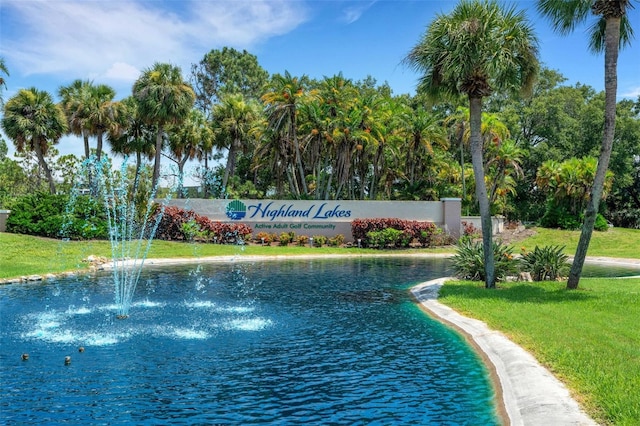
[153,205,253,244]
[351,218,438,248]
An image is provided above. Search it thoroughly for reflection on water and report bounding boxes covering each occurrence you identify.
[0,257,500,425]
[581,262,640,278]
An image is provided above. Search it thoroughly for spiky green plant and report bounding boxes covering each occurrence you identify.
[519,245,569,281]
[451,239,517,282]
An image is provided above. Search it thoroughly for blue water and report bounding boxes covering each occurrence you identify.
[0,257,499,425]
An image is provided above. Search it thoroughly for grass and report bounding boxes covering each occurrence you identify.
[0,232,450,279]
[3,226,638,279]
[516,226,640,259]
[438,278,640,426]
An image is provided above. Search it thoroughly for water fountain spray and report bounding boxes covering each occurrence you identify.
[68,156,172,318]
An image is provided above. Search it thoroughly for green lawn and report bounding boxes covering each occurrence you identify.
[2,226,638,279]
[517,226,640,259]
[0,231,450,279]
[439,278,640,426]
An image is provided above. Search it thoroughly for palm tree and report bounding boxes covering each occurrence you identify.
[2,88,68,194]
[485,138,525,209]
[107,96,155,180]
[133,63,195,189]
[0,57,9,105]
[58,80,119,160]
[211,93,261,192]
[405,0,539,288]
[261,71,312,198]
[168,109,214,198]
[297,99,331,199]
[59,80,93,159]
[537,0,635,289]
[86,84,119,160]
[398,104,448,188]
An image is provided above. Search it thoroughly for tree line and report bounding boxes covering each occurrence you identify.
[2,57,637,219]
[1,1,638,289]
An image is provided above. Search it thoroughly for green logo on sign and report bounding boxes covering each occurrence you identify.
[226,200,246,220]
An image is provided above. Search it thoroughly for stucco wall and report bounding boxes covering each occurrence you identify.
[164,199,462,242]
[0,210,10,233]
[461,216,504,236]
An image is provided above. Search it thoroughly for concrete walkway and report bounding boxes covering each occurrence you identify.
[411,279,598,426]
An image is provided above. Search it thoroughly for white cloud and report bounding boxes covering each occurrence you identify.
[340,1,377,24]
[621,86,640,100]
[2,0,308,85]
[190,1,308,44]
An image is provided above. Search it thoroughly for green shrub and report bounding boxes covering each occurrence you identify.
[594,213,609,232]
[557,214,581,230]
[311,235,327,247]
[278,232,293,246]
[519,245,569,281]
[7,192,107,239]
[540,203,581,230]
[366,228,409,248]
[296,235,309,246]
[181,219,203,242]
[328,234,345,247]
[351,218,437,247]
[451,239,517,281]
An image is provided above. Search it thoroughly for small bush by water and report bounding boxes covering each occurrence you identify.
[451,239,573,282]
[450,239,517,281]
[519,245,569,281]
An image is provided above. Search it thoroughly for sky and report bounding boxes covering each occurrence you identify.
[1,0,639,165]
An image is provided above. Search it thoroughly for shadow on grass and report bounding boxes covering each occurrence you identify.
[440,281,597,304]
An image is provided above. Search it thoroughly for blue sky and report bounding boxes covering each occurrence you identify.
[1,0,639,161]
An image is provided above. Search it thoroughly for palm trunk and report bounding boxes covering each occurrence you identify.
[459,123,467,214]
[96,132,104,160]
[34,139,57,194]
[152,125,164,189]
[132,151,142,197]
[469,96,495,288]
[222,140,237,193]
[83,131,90,159]
[567,17,620,289]
[291,121,308,196]
[178,155,188,198]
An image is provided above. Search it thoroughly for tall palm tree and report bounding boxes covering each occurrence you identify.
[405,0,539,288]
[297,99,331,199]
[211,93,261,192]
[398,104,448,187]
[485,138,525,208]
[262,71,313,198]
[86,84,119,160]
[59,80,119,160]
[58,79,92,159]
[2,88,68,194]
[133,63,195,189]
[537,0,635,289]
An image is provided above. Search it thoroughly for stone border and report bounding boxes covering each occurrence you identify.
[411,279,597,426]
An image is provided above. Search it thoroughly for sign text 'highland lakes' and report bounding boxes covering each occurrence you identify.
[247,202,352,221]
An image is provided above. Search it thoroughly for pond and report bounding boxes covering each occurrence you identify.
[0,257,499,424]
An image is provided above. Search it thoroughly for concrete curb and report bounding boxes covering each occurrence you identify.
[411,279,598,426]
